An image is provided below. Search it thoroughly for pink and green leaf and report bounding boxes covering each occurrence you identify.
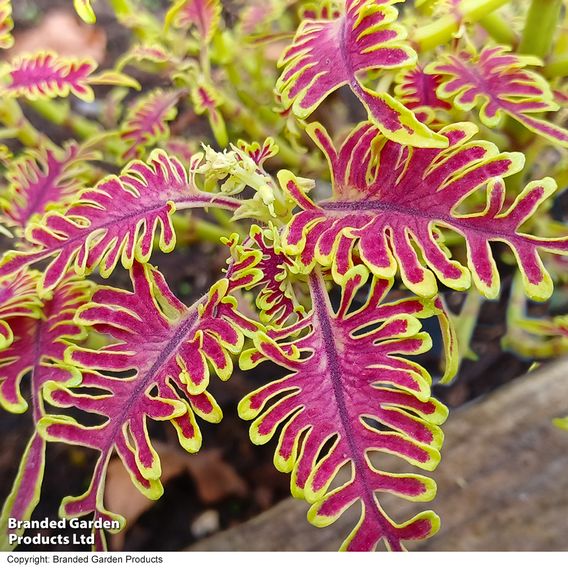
[0,51,136,102]
[427,45,568,146]
[38,262,252,536]
[0,0,14,49]
[0,51,98,102]
[239,269,448,551]
[395,65,451,112]
[86,70,141,90]
[237,138,279,168]
[0,150,242,292]
[238,0,293,37]
[553,417,568,431]
[120,89,182,161]
[165,0,222,43]
[226,225,304,326]
[281,121,567,301]
[116,44,178,72]
[425,0,465,27]
[0,269,42,349]
[0,275,91,548]
[191,81,220,115]
[516,315,568,340]
[73,0,97,24]
[507,299,568,359]
[1,142,97,231]
[190,81,228,147]
[0,275,89,413]
[300,1,342,21]
[276,0,447,148]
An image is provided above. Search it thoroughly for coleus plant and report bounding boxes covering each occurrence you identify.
[0,0,567,553]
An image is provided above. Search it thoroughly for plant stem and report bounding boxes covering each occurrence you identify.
[505,0,563,145]
[108,0,133,18]
[518,0,563,59]
[26,100,125,156]
[211,208,237,231]
[109,0,161,41]
[543,54,568,78]
[479,12,518,46]
[413,0,512,52]
[453,290,484,364]
[499,273,562,358]
[172,214,231,245]
[553,8,568,54]
[0,99,50,148]
[27,100,99,139]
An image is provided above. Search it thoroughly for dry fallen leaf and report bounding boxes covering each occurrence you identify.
[185,447,248,504]
[105,442,248,550]
[9,10,106,62]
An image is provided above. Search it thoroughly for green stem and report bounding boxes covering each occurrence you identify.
[453,290,484,363]
[0,99,50,148]
[553,9,568,54]
[518,0,563,59]
[195,218,231,242]
[553,165,568,191]
[414,0,512,52]
[504,131,546,192]
[225,65,280,128]
[26,100,124,156]
[505,0,563,145]
[211,208,237,231]
[499,273,562,359]
[109,0,161,41]
[543,54,568,78]
[27,100,100,139]
[172,214,231,245]
[224,51,282,129]
[479,12,518,46]
[108,0,133,17]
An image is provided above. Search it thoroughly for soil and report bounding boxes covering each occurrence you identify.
[0,0,552,554]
